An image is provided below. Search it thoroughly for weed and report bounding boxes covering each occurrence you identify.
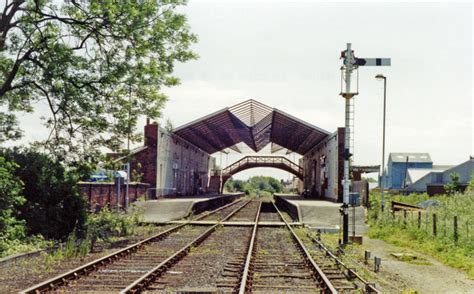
[368,190,474,278]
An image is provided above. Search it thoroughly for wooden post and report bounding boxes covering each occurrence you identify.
[417,211,421,229]
[433,213,437,236]
[403,210,407,226]
[454,216,458,243]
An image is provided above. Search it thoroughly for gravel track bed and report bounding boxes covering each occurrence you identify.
[258,202,283,222]
[251,226,321,293]
[303,240,358,292]
[0,225,175,293]
[61,225,210,292]
[198,200,247,221]
[145,226,252,293]
[226,200,260,222]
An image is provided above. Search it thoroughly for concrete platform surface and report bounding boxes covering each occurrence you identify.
[132,194,242,223]
[275,194,368,234]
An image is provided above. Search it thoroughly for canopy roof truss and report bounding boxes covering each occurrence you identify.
[174,99,331,155]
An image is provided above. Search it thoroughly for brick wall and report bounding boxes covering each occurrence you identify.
[79,182,151,209]
[130,123,158,187]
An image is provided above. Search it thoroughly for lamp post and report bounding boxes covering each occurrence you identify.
[375,74,387,211]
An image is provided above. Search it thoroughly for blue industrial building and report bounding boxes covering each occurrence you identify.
[384,153,433,189]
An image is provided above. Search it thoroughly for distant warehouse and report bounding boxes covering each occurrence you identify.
[405,157,473,195]
[383,153,433,189]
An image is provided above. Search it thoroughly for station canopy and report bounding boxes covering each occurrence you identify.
[173,99,331,155]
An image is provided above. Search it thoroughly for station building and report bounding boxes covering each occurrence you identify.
[120,100,348,202]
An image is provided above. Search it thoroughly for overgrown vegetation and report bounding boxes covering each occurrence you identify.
[0,148,144,258]
[1,148,88,240]
[224,176,286,197]
[368,178,474,278]
[84,207,142,250]
[0,0,197,259]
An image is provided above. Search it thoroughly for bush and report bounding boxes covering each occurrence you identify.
[0,148,88,241]
[0,235,52,258]
[0,156,28,256]
[85,207,141,249]
[225,176,284,196]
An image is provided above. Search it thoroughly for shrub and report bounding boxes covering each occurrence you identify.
[85,207,141,249]
[444,172,460,195]
[0,148,88,240]
[0,156,28,256]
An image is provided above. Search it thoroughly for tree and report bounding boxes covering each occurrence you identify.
[164,118,174,133]
[1,0,197,162]
[444,172,460,195]
[0,156,26,242]
[467,173,474,193]
[1,148,88,240]
[224,177,235,192]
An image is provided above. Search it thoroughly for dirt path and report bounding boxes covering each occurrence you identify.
[363,236,474,293]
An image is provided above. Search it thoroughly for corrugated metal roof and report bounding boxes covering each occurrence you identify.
[389,152,432,163]
[407,168,441,183]
[173,99,331,155]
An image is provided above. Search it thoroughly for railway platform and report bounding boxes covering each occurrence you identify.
[275,194,368,234]
[132,193,243,222]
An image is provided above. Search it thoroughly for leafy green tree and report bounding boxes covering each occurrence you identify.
[164,118,174,133]
[444,172,460,195]
[1,0,197,161]
[467,173,474,193]
[1,148,87,240]
[224,177,235,192]
[225,176,284,195]
[0,113,22,143]
[233,179,245,192]
[0,156,26,241]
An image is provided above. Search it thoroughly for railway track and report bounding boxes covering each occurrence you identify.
[225,200,261,222]
[240,202,338,293]
[20,199,249,293]
[198,199,251,221]
[21,198,379,293]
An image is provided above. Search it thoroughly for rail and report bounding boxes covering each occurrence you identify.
[308,234,381,293]
[238,201,261,293]
[120,200,252,293]
[20,199,246,294]
[273,202,338,294]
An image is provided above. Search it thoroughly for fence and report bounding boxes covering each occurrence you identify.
[379,206,472,247]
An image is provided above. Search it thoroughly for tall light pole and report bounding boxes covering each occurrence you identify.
[375,74,387,211]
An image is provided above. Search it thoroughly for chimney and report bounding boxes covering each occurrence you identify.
[144,121,158,147]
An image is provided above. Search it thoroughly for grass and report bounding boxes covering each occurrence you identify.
[368,189,474,278]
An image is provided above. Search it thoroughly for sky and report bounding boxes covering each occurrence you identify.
[8,1,474,181]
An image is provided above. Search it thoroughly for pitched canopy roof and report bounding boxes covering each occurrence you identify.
[173,99,331,155]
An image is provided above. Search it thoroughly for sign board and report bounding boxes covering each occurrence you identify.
[349,192,360,206]
[356,58,391,66]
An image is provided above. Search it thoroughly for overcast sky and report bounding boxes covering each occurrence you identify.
[9,1,474,180]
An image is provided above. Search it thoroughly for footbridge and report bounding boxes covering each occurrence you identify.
[222,156,303,183]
